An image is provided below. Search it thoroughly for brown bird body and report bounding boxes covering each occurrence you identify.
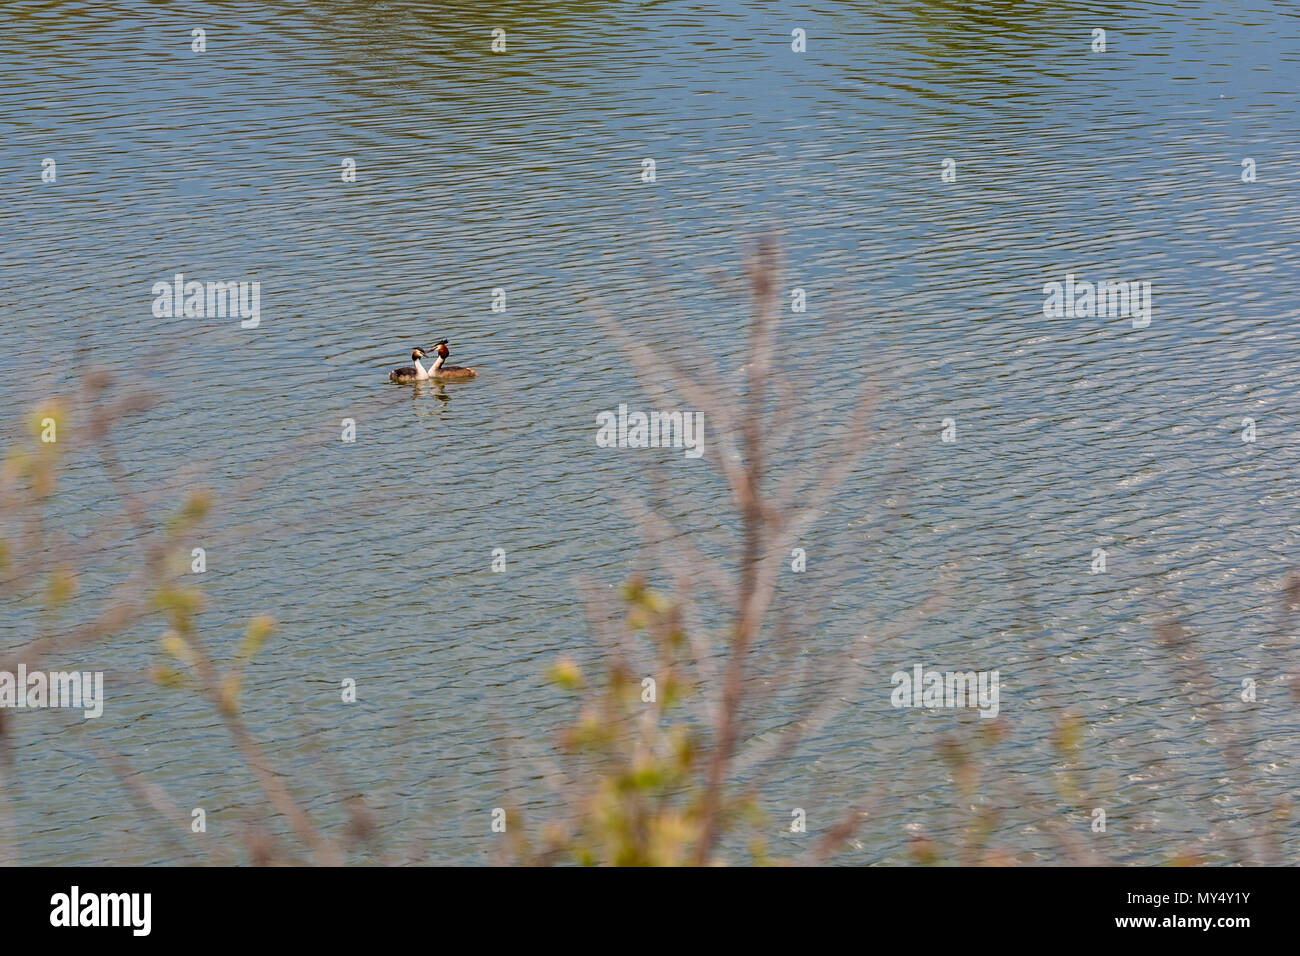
[430,340,477,380]
[389,348,430,383]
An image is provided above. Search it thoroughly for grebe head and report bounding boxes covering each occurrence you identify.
[435,339,449,359]
[412,348,427,360]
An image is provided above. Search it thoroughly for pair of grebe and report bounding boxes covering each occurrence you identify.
[389,339,477,383]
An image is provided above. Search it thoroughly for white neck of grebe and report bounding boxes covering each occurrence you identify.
[412,356,429,379]
[430,354,446,374]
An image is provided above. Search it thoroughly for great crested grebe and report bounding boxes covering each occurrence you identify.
[429,339,477,381]
[389,348,431,383]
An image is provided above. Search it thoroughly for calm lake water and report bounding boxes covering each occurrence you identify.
[2,0,1299,864]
